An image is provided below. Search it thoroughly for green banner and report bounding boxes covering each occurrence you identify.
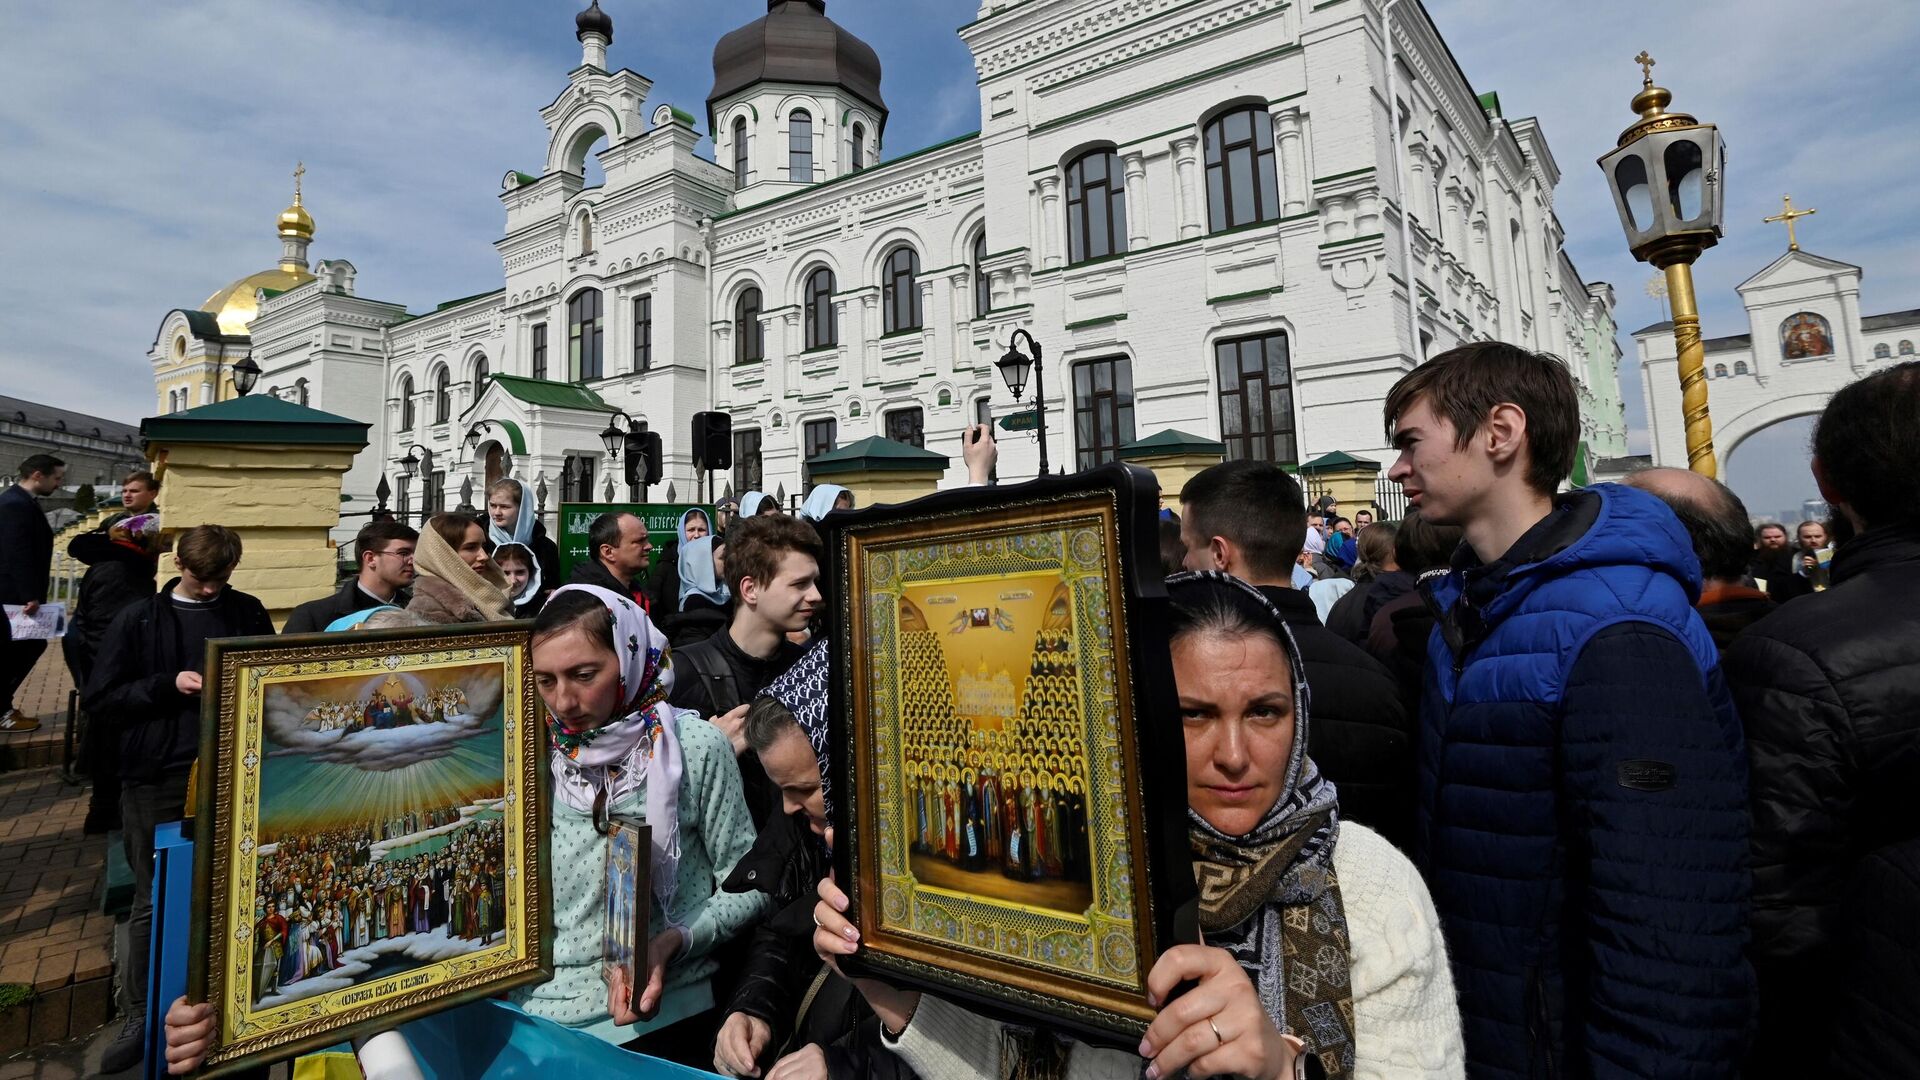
[556,502,715,582]
[998,409,1039,432]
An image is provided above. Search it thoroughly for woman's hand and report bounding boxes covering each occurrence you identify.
[714,1011,773,1077]
[636,926,684,1019]
[1138,945,1298,1080]
[810,876,920,1038]
[765,1043,829,1080]
[163,996,215,1075]
[711,704,752,754]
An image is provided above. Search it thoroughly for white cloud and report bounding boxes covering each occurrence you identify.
[263,668,503,771]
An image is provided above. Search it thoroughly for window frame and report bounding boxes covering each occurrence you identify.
[1204,106,1281,233]
[733,116,749,189]
[884,405,925,449]
[804,267,838,350]
[733,428,764,496]
[735,287,764,365]
[568,288,604,381]
[399,375,415,431]
[633,295,653,372]
[1065,148,1128,264]
[789,109,814,182]
[882,246,922,333]
[471,357,489,398]
[433,366,451,425]
[973,232,991,318]
[531,323,548,381]
[1214,330,1298,466]
[851,122,866,171]
[802,417,837,488]
[1071,355,1137,470]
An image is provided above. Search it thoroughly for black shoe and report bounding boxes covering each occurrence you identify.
[99,1012,145,1074]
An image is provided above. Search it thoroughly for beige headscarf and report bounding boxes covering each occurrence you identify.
[409,518,514,623]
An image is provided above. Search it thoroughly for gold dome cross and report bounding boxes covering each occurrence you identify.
[1635,51,1655,85]
[1763,194,1816,251]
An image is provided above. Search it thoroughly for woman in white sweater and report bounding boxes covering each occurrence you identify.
[814,572,1463,1080]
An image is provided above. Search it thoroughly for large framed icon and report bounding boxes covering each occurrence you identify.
[189,622,551,1076]
[820,463,1194,1042]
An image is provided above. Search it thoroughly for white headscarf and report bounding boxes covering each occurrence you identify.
[738,491,772,518]
[487,477,536,547]
[544,583,684,913]
[798,484,850,523]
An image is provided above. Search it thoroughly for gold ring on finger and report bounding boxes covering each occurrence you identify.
[1208,1017,1225,1046]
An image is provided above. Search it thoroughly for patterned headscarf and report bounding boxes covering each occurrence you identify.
[1165,571,1354,1079]
[762,637,832,815]
[544,583,684,913]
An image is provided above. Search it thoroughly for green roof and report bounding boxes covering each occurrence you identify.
[661,105,697,128]
[435,288,505,312]
[1298,450,1381,473]
[1477,91,1503,119]
[140,394,370,447]
[806,436,949,476]
[511,171,540,186]
[488,374,611,411]
[1115,428,1226,461]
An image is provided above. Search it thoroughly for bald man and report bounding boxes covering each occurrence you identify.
[1624,467,1777,652]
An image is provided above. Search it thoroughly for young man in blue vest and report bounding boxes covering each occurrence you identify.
[1385,342,1754,1079]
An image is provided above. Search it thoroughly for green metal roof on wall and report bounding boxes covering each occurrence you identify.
[806,435,949,475]
[488,374,611,411]
[140,394,370,447]
[1299,450,1382,472]
[1115,428,1226,461]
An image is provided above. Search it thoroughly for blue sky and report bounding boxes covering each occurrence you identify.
[1,1,1913,518]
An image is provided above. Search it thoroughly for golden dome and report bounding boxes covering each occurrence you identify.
[201,266,315,337]
[278,200,314,238]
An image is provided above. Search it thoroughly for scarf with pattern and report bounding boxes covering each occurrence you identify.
[762,637,833,815]
[1171,571,1356,1079]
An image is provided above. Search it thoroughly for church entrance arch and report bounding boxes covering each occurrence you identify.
[484,443,507,490]
[1712,391,1834,475]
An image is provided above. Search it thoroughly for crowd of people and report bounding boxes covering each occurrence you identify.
[4,347,1915,1080]
[301,684,468,733]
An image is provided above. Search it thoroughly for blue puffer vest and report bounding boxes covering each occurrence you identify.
[1415,484,1741,1078]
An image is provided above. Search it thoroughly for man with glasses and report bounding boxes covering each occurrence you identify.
[282,520,419,633]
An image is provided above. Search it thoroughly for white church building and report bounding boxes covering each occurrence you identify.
[148,0,1627,524]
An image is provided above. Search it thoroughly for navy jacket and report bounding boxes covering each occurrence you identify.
[1415,484,1754,1079]
[0,484,53,605]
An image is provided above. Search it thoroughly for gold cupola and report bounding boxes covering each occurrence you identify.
[200,164,318,336]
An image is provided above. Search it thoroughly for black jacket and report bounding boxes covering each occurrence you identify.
[1725,523,1920,1074]
[1828,837,1920,1078]
[0,484,52,605]
[661,594,728,650]
[1255,584,1415,851]
[66,530,158,681]
[1324,569,1416,644]
[1695,585,1776,655]
[567,558,649,612]
[668,628,806,827]
[282,578,413,635]
[85,581,274,781]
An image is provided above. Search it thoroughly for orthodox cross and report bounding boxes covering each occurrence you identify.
[1635,51,1655,86]
[293,161,306,202]
[1763,194,1816,251]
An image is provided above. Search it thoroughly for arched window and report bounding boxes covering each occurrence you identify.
[399,375,415,431]
[735,287,764,365]
[1875,343,1893,359]
[973,232,990,318]
[472,356,489,397]
[882,246,921,333]
[1203,106,1280,232]
[1902,340,1916,356]
[433,366,451,423]
[1712,363,1728,378]
[732,117,749,189]
[1779,311,1833,360]
[789,109,813,182]
[851,122,866,171]
[295,377,309,406]
[569,288,604,380]
[1733,361,1749,375]
[1065,149,1127,264]
[578,210,595,255]
[804,268,837,350]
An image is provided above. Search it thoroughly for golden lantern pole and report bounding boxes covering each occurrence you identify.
[1662,261,1715,476]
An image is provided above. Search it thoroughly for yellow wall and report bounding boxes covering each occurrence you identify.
[833,469,947,509]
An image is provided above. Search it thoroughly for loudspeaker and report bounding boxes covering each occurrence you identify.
[692,411,732,471]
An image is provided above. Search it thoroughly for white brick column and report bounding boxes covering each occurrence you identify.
[1172,135,1201,239]
[1036,174,1064,269]
[1122,150,1150,250]
[1273,107,1309,216]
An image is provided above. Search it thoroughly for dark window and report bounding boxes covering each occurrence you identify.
[975,397,997,484]
[733,429,763,495]
[433,367,451,424]
[1205,107,1281,232]
[789,110,813,182]
[803,417,836,487]
[851,122,865,171]
[973,233,990,318]
[1215,331,1297,464]
[1072,356,1136,470]
[561,454,595,504]
[1065,149,1127,264]
[569,289,603,380]
[428,470,447,519]
[804,268,837,350]
[884,406,924,448]
[399,375,415,430]
[882,246,921,333]
[735,287,764,364]
[733,117,749,189]
[472,357,489,397]
[531,323,548,380]
[398,476,412,521]
[633,295,652,372]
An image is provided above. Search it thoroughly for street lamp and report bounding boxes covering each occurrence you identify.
[231,355,263,397]
[397,443,434,481]
[1597,51,1726,478]
[996,328,1049,477]
[600,410,633,460]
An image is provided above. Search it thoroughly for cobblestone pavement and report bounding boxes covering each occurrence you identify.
[0,648,78,773]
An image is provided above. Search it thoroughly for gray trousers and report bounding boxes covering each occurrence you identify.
[121,771,190,1013]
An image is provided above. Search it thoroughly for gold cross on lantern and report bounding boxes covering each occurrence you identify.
[293,161,306,201]
[1763,194,1816,251]
[1635,51,1656,85]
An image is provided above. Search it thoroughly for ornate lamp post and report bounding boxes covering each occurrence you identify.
[398,443,434,523]
[231,356,263,398]
[1597,52,1727,477]
[995,328,1049,477]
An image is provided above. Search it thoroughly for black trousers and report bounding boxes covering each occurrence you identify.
[121,771,190,1014]
[0,634,46,714]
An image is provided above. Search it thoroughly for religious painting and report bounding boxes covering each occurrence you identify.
[190,624,550,1077]
[602,816,651,993]
[822,465,1194,1042]
[1780,311,1833,360]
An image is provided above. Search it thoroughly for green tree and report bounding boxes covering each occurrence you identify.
[73,483,97,513]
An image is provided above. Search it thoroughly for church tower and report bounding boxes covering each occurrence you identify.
[707,0,888,209]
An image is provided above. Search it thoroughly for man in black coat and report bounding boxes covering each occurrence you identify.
[282,520,418,633]
[1624,467,1778,654]
[86,525,274,1074]
[1,453,65,733]
[1178,460,1414,850]
[568,511,652,610]
[1724,360,1920,1077]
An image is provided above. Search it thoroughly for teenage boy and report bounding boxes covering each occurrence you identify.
[668,514,821,826]
[1384,342,1753,1078]
[86,525,273,1073]
[282,520,419,633]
